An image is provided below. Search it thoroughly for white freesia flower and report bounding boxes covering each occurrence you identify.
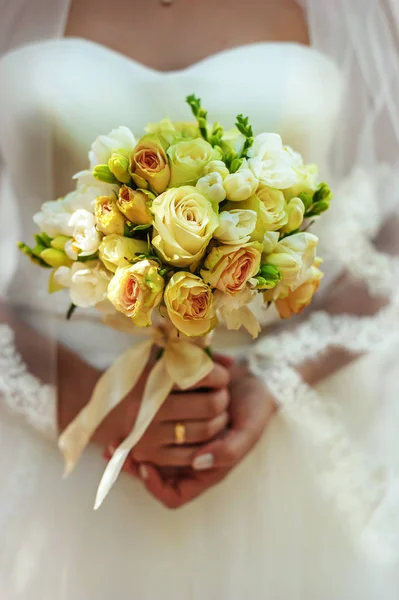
[248,133,297,189]
[64,184,117,214]
[54,261,111,308]
[214,209,257,245]
[203,160,230,180]
[263,231,280,255]
[68,209,102,256]
[33,200,74,238]
[196,172,226,203]
[89,126,137,168]
[223,165,258,201]
[214,288,260,338]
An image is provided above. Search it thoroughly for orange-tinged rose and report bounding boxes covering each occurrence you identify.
[164,272,217,337]
[201,243,262,296]
[130,135,170,194]
[107,260,165,327]
[275,263,323,318]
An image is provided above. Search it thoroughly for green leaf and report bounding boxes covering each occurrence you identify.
[77,251,99,263]
[132,223,152,232]
[66,303,77,320]
[186,94,209,141]
[204,347,213,359]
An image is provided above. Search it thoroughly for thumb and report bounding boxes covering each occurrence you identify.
[191,426,251,471]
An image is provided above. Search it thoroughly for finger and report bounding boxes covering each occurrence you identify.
[183,363,231,391]
[191,427,254,471]
[144,446,199,467]
[159,412,229,446]
[213,353,235,369]
[103,442,138,476]
[138,463,183,509]
[138,463,227,509]
[157,387,229,421]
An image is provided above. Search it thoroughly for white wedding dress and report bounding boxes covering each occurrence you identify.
[2,20,399,600]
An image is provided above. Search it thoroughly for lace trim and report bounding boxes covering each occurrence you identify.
[0,324,57,441]
[247,163,399,560]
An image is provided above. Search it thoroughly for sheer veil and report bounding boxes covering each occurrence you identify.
[1,0,399,561]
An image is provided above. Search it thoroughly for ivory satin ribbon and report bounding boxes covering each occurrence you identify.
[58,325,213,509]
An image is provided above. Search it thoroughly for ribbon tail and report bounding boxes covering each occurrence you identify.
[94,357,174,510]
[59,339,153,477]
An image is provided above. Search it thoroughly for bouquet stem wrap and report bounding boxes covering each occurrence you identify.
[58,323,213,509]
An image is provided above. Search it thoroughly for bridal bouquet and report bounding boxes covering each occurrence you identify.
[20,96,332,507]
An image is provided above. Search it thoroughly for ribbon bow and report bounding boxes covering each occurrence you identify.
[58,323,213,509]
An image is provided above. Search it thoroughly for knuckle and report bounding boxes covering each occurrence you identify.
[207,388,229,416]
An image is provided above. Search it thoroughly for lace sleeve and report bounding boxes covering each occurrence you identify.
[0,323,57,441]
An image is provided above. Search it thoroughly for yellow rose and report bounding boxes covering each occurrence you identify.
[130,135,170,194]
[107,260,165,327]
[99,234,148,273]
[152,186,219,269]
[116,185,153,225]
[164,272,217,337]
[145,118,199,146]
[275,260,323,318]
[224,195,267,243]
[201,242,262,296]
[257,185,288,231]
[167,138,219,187]
[95,196,126,236]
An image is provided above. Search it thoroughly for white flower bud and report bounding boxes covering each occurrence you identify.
[196,172,226,204]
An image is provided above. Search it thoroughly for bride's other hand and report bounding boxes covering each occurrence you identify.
[137,363,275,509]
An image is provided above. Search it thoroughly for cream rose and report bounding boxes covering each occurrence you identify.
[167,138,219,187]
[99,235,148,273]
[107,260,164,327]
[256,185,288,231]
[164,272,217,337]
[201,242,262,296]
[152,186,219,269]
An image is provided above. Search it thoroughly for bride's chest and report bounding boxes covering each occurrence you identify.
[0,39,341,198]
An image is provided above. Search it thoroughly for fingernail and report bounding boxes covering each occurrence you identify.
[139,465,149,480]
[193,453,214,471]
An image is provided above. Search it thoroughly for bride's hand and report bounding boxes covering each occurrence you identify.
[137,363,276,509]
[100,359,231,470]
[58,347,231,471]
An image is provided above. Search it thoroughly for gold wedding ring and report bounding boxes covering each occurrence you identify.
[174,422,186,445]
